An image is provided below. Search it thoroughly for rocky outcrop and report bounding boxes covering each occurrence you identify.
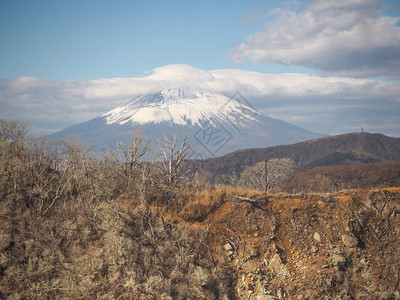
[213,187,400,299]
[341,234,358,248]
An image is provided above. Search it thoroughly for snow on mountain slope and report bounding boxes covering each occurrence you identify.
[102,88,259,128]
[50,88,325,158]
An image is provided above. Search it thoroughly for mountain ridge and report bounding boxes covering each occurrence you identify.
[50,88,324,157]
[189,132,400,178]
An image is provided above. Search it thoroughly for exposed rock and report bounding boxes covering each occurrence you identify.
[313,232,321,243]
[269,253,289,278]
[214,188,400,299]
[242,259,259,272]
[341,234,358,248]
[250,250,260,258]
[224,243,234,252]
[332,254,347,268]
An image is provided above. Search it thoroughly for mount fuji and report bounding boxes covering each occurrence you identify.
[50,88,324,158]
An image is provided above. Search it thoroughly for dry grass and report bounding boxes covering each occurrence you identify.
[159,185,265,223]
[1,121,399,299]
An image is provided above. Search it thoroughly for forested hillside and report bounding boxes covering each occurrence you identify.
[190,132,400,181]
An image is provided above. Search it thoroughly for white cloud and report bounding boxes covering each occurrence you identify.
[0,64,399,136]
[230,0,400,78]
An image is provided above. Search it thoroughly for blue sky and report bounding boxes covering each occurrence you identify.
[0,0,320,79]
[0,0,400,136]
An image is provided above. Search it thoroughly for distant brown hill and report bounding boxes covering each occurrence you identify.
[279,160,400,193]
[189,132,400,179]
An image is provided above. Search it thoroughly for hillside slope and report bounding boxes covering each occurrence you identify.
[279,160,400,193]
[192,187,400,299]
[2,120,399,299]
[2,167,400,299]
[190,132,400,178]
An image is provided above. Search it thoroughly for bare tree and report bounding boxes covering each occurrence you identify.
[0,119,29,144]
[215,173,239,187]
[158,133,193,186]
[31,139,78,216]
[0,119,30,167]
[238,158,295,191]
[0,120,32,202]
[106,129,150,182]
[266,158,296,191]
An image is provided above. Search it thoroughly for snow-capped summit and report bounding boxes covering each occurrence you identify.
[50,88,324,158]
[102,88,258,128]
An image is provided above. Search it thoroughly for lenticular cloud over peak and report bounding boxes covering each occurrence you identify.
[149,64,215,84]
[1,64,399,136]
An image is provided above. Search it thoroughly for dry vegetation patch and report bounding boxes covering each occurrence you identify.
[1,120,399,299]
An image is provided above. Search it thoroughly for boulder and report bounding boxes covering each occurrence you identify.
[341,234,358,248]
[224,243,234,252]
[269,253,289,278]
[332,254,347,267]
[313,232,321,243]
